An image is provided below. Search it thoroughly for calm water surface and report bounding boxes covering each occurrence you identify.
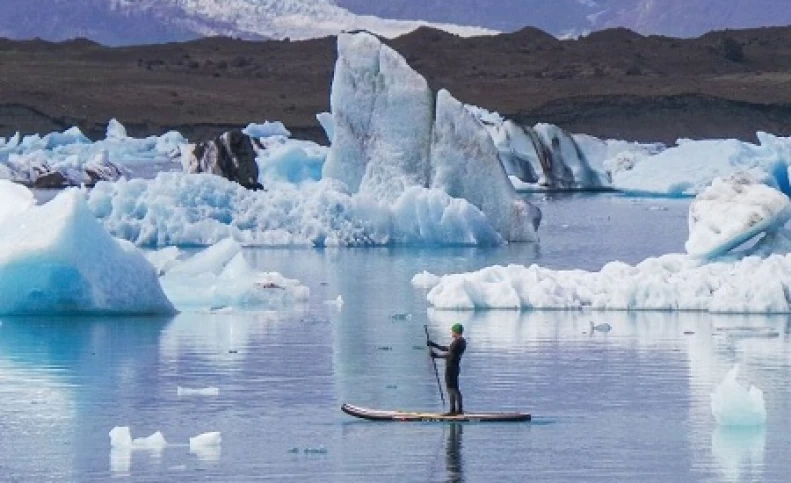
[2,194,790,482]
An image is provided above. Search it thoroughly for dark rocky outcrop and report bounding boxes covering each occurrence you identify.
[186,129,264,190]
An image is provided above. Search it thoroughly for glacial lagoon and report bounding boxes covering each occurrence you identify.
[1,194,789,482]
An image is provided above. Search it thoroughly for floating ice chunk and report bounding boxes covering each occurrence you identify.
[177,386,220,397]
[0,180,35,224]
[109,426,168,449]
[711,365,767,427]
[611,133,791,196]
[411,270,441,289]
[0,189,175,315]
[190,432,222,462]
[190,431,222,447]
[426,253,791,313]
[686,173,791,258]
[243,121,290,139]
[160,239,309,310]
[324,295,344,309]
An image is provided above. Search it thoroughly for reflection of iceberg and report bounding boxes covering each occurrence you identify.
[712,426,766,482]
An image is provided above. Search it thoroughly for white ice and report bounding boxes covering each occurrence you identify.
[424,176,791,313]
[109,426,168,449]
[0,120,184,185]
[0,187,174,315]
[189,432,222,462]
[256,136,327,184]
[177,386,220,396]
[88,173,506,247]
[411,270,441,289]
[608,132,791,196]
[323,31,433,201]
[710,365,767,427]
[159,238,310,310]
[0,179,35,224]
[685,173,791,258]
[322,32,540,242]
[242,121,290,139]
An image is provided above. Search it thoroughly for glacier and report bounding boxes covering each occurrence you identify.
[0,187,175,315]
[423,173,791,313]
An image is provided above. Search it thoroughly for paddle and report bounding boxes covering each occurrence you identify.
[424,325,445,408]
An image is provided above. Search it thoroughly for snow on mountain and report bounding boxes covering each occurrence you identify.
[0,0,493,46]
[337,0,791,38]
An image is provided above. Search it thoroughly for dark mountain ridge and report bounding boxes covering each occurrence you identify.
[0,25,789,144]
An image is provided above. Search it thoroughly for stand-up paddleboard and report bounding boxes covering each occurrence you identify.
[341,403,531,422]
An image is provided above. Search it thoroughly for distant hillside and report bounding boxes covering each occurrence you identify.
[0,26,789,144]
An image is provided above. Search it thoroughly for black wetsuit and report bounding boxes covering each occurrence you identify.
[431,336,466,414]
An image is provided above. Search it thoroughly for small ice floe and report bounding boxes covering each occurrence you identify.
[324,295,344,310]
[391,312,412,320]
[411,271,441,289]
[109,426,168,449]
[714,326,780,339]
[590,322,612,333]
[711,365,767,427]
[177,386,220,397]
[189,432,222,462]
[647,205,668,211]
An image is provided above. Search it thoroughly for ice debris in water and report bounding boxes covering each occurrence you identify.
[109,427,168,449]
[324,295,344,309]
[711,365,767,427]
[177,386,220,397]
[189,432,222,448]
[411,270,441,289]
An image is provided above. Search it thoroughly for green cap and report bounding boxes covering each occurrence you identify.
[451,323,464,334]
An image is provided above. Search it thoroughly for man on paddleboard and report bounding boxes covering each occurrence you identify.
[428,323,467,416]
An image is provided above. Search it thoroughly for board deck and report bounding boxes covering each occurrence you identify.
[341,403,531,422]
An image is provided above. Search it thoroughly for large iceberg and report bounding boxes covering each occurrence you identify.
[423,173,791,313]
[323,32,433,202]
[0,187,174,315]
[323,32,540,242]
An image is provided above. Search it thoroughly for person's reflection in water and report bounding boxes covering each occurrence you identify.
[445,423,464,482]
